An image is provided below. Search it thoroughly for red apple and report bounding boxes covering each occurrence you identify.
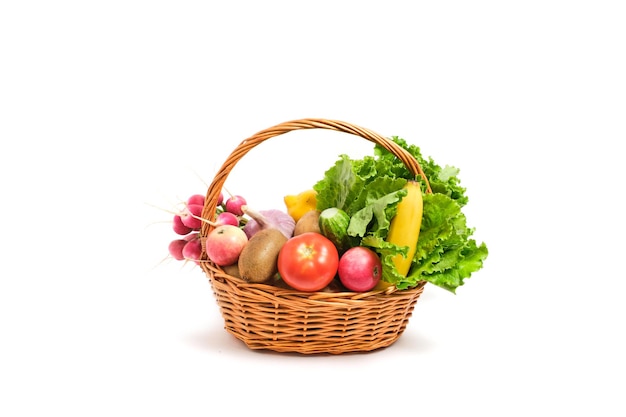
[205,225,248,266]
[337,246,382,292]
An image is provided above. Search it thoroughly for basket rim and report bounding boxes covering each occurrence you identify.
[202,260,427,301]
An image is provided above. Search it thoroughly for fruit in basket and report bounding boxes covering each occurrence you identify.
[242,206,295,239]
[284,189,317,222]
[238,228,288,283]
[337,247,382,292]
[293,210,321,236]
[277,232,339,292]
[205,224,248,266]
[221,263,241,278]
[385,180,423,277]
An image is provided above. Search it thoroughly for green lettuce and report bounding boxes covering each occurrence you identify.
[313,137,489,293]
[313,154,408,240]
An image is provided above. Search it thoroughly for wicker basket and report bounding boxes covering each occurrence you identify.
[199,119,431,354]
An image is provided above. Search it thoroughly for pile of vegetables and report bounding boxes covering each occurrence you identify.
[165,136,488,294]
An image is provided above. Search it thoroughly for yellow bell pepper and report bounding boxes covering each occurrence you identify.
[284,189,318,222]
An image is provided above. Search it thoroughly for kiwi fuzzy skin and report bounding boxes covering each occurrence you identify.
[238,228,288,283]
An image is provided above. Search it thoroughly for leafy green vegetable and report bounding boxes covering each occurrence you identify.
[375,136,469,207]
[313,136,488,293]
[395,193,488,292]
[313,154,407,240]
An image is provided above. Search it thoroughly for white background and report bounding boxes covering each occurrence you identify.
[1,1,625,416]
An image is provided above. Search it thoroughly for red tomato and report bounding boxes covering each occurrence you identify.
[277,232,339,292]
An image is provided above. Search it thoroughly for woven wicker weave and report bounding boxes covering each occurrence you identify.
[199,119,431,354]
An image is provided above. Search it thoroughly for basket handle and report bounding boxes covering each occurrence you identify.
[200,118,431,236]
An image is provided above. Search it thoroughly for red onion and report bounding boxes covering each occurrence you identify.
[242,206,295,239]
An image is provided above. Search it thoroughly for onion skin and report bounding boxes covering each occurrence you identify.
[242,206,295,239]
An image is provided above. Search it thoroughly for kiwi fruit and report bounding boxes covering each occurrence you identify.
[238,228,288,283]
[221,263,241,279]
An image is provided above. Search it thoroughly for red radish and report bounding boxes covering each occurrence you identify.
[177,207,239,233]
[173,214,193,235]
[205,224,248,266]
[184,232,199,241]
[180,204,204,229]
[218,191,224,206]
[187,194,205,206]
[225,195,247,216]
[215,211,239,227]
[182,238,203,265]
[337,247,382,292]
[168,239,187,261]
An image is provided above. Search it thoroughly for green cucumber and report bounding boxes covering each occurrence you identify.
[318,207,356,253]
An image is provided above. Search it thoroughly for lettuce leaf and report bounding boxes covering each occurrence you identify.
[313,155,407,240]
[398,193,488,292]
[375,136,469,207]
[313,136,489,293]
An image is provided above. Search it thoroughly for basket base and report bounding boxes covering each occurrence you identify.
[204,263,425,355]
[224,325,413,355]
